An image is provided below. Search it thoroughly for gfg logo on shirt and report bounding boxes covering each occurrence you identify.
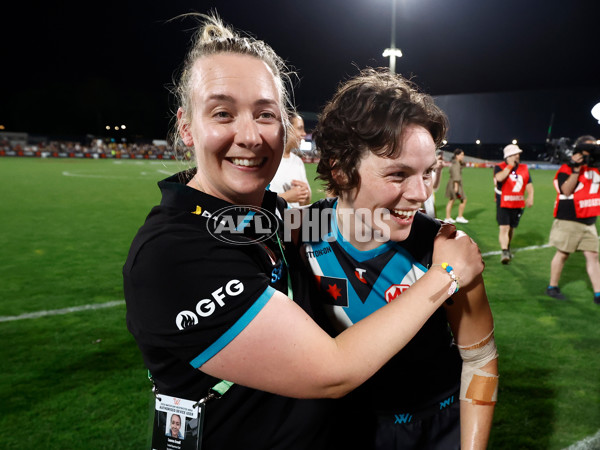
[195,279,244,317]
[175,310,199,330]
[207,206,279,245]
[176,279,245,328]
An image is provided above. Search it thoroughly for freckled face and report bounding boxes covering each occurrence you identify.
[338,124,437,249]
[180,53,285,206]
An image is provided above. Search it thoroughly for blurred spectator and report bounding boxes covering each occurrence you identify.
[444,148,469,223]
[269,113,312,207]
[422,151,444,218]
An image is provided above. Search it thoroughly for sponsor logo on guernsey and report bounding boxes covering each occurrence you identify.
[305,246,333,259]
[176,279,245,327]
[175,310,199,330]
[579,198,600,208]
[384,284,410,303]
[354,268,367,284]
[503,195,524,202]
[271,261,284,283]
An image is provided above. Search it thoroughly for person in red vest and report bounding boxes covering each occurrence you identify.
[493,144,534,264]
[547,135,600,303]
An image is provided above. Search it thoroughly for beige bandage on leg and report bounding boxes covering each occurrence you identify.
[458,329,499,405]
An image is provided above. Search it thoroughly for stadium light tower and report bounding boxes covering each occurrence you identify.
[382,0,402,74]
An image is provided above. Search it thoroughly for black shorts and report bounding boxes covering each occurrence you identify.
[374,394,460,450]
[496,207,523,227]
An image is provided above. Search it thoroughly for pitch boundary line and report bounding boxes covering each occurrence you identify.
[0,300,124,323]
[563,429,600,450]
[481,243,551,257]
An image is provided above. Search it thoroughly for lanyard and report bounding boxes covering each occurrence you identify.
[196,379,234,406]
[275,232,293,300]
[148,370,233,405]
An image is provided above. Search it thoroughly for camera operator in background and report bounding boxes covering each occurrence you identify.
[494,144,534,264]
[546,135,600,303]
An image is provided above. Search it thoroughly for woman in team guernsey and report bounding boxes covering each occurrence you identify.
[305,69,498,450]
[123,12,485,449]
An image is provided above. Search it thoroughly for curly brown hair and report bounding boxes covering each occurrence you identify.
[313,68,448,196]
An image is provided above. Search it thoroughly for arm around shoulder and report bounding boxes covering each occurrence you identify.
[199,222,484,399]
[200,267,465,399]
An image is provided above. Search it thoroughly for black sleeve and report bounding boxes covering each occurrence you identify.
[555,172,569,192]
[125,230,277,369]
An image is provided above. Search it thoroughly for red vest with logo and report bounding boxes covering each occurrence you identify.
[553,164,600,218]
[497,162,529,208]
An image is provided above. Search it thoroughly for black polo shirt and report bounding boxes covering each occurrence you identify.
[123,170,336,449]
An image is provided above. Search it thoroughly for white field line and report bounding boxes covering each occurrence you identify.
[481,236,600,258]
[62,168,174,179]
[481,243,551,257]
[563,429,600,450]
[0,300,124,323]
[62,159,179,179]
[62,171,130,179]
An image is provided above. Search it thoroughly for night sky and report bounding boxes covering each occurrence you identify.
[2,0,599,141]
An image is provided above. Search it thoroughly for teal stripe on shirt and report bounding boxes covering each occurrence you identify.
[190,285,276,368]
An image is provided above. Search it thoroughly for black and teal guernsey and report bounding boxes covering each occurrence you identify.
[303,198,462,414]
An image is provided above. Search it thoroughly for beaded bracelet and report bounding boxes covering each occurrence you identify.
[432,262,459,295]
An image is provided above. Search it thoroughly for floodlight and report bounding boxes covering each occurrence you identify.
[382,48,403,58]
[591,102,600,124]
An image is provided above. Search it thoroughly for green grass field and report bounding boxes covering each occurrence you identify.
[1,157,599,449]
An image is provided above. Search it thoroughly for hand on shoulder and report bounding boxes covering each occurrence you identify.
[433,224,484,287]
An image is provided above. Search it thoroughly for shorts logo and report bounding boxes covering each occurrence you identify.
[176,310,199,330]
[384,284,410,303]
[207,206,279,245]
